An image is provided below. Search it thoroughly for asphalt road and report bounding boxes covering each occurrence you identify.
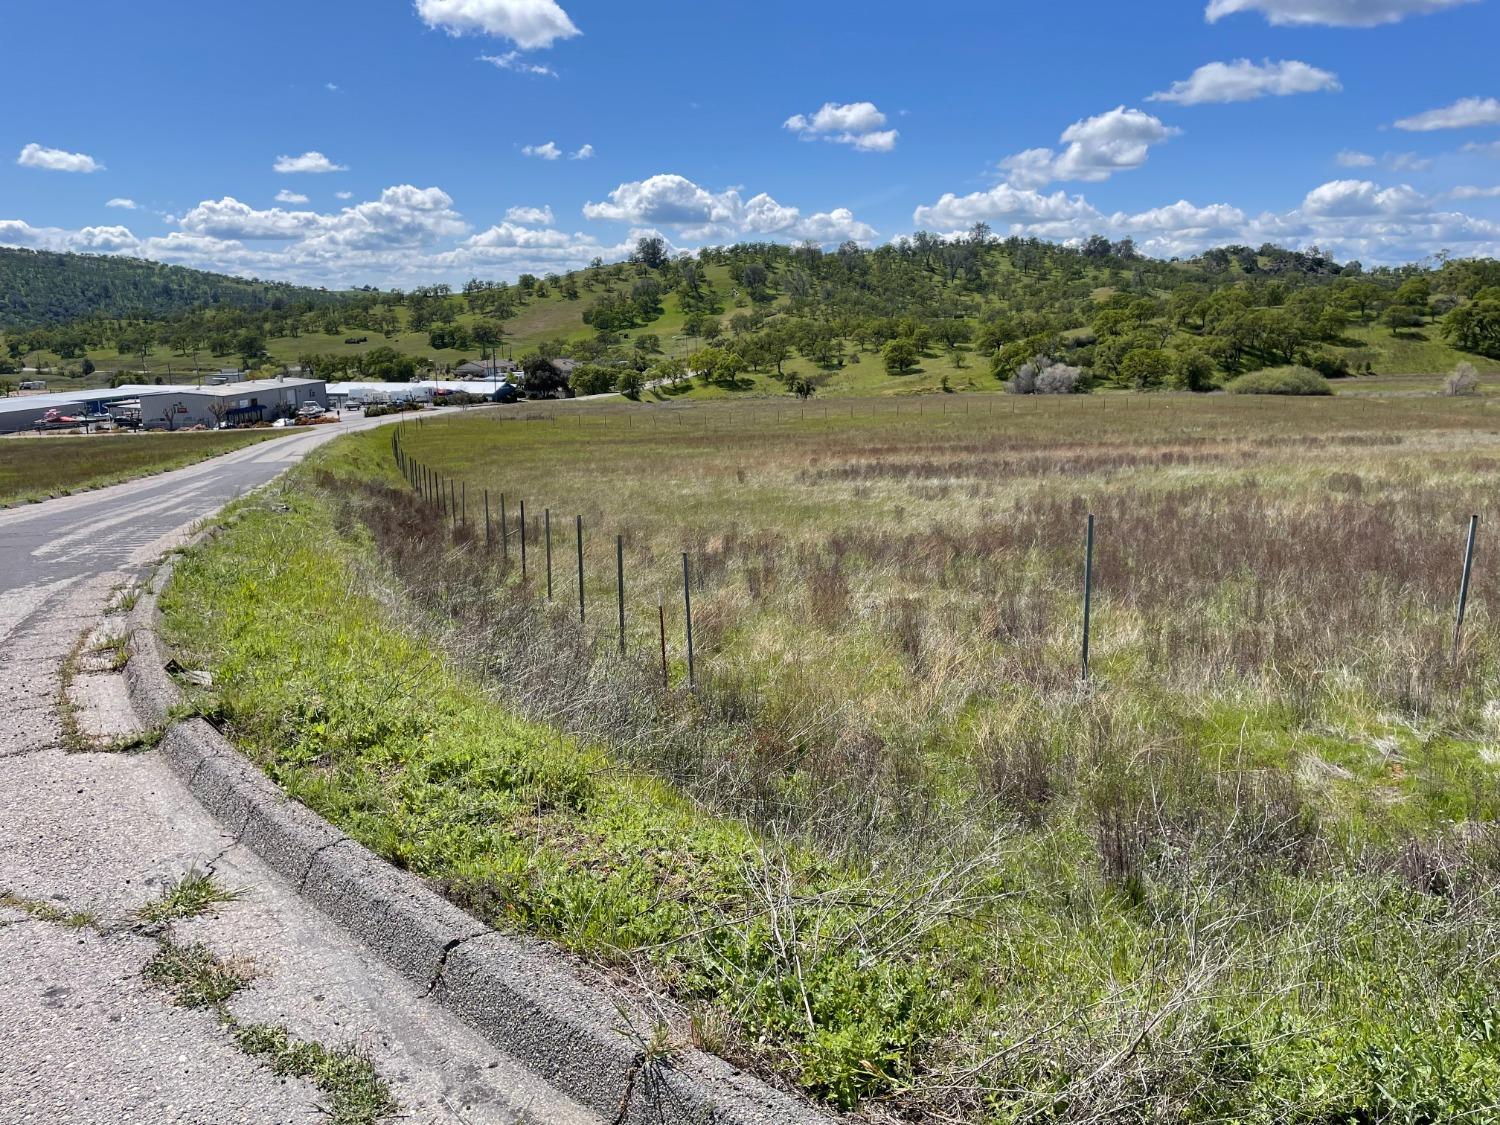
[0,415,394,609]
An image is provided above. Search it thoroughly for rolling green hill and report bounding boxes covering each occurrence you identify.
[4,240,1499,399]
[0,247,355,330]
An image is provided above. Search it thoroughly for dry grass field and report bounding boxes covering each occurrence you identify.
[166,392,1500,1122]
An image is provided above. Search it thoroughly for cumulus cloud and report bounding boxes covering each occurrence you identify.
[1000,107,1178,188]
[1396,97,1500,131]
[275,189,310,204]
[571,143,594,160]
[1149,59,1340,105]
[480,51,557,77]
[17,143,103,173]
[583,173,877,243]
[909,174,1500,264]
[1451,185,1500,199]
[784,101,899,152]
[177,185,467,251]
[1301,179,1426,216]
[505,204,555,224]
[274,151,348,174]
[912,183,1102,230]
[106,198,138,210]
[0,219,139,253]
[335,191,354,200]
[522,141,562,160]
[1205,0,1476,26]
[1337,150,1378,167]
[414,0,580,49]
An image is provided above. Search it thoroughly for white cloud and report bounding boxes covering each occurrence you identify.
[0,219,139,253]
[106,198,138,210]
[1340,149,1435,172]
[17,143,103,173]
[1396,97,1500,131]
[570,143,594,160]
[414,0,580,49]
[1000,107,1178,188]
[274,151,348,174]
[583,173,877,243]
[522,141,562,160]
[505,204,555,224]
[326,82,340,92]
[335,191,354,200]
[1387,152,1433,172]
[1451,185,1500,199]
[275,189,310,204]
[784,101,899,152]
[1149,59,1340,105]
[1300,179,1427,216]
[912,183,1102,230]
[479,51,557,77]
[1464,141,1500,158]
[909,174,1500,264]
[1206,0,1476,26]
[176,185,467,251]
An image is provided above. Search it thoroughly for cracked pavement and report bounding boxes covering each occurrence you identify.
[0,418,602,1124]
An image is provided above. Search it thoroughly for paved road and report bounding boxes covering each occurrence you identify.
[0,414,601,1124]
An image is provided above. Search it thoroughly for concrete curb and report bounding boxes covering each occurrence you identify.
[126,553,830,1125]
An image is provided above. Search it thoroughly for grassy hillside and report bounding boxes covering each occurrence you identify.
[5,241,1499,401]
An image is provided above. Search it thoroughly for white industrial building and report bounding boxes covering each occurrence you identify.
[0,378,327,434]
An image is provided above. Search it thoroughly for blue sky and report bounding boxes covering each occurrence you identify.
[4,0,1499,286]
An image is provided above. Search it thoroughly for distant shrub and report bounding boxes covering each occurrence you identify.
[1306,351,1353,379]
[1225,366,1332,396]
[1007,355,1084,395]
[1445,362,1481,397]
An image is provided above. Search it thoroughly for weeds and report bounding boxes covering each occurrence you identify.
[235,1024,398,1125]
[136,868,244,924]
[0,890,97,929]
[143,939,255,1009]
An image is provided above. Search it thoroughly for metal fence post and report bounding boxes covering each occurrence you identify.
[520,500,528,580]
[1081,514,1095,682]
[484,490,491,547]
[1454,514,1480,664]
[545,509,553,600]
[501,494,509,559]
[576,515,585,623]
[659,601,668,686]
[683,553,696,691]
[616,535,626,656]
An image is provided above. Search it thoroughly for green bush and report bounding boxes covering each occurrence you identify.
[1225,366,1333,396]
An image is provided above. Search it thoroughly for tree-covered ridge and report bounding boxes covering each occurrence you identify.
[0,247,356,329]
[4,235,1499,391]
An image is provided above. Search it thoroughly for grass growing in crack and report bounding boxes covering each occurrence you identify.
[137,869,244,924]
[235,1024,398,1125]
[0,891,97,929]
[109,584,142,615]
[143,939,255,1009]
[89,633,130,673]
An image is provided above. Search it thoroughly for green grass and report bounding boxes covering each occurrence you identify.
[158,394,1500,1121]
[235,1024,398,1125]
[136,869,245,924]
[0,429,284,506]
[144,940,255,1010]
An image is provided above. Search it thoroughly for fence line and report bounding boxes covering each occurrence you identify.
[391,421,1488,697]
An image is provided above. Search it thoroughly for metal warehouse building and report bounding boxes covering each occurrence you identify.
[0,378,327,434]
